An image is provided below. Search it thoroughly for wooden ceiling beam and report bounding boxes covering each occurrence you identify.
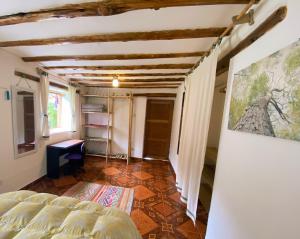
[0,0,260,26]
[22,52,206,62]
[0,28,227,47]
[44,64,193,70]
[81,84,179,88]
[59,73,186,77]
[78,82,181,86]
[70,77,185,82]
[217,6,287,75]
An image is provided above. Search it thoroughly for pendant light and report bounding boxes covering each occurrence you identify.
[112,76,119,87]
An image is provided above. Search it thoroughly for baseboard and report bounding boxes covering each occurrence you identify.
[20,174,47,190]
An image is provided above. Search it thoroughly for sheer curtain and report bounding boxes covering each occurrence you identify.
[176,47,220,223]
[40,72,50,138]
[69,86,77,132]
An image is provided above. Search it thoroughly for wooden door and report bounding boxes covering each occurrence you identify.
[143,99,174,159]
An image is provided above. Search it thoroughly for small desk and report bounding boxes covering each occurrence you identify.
[47,139,84,178]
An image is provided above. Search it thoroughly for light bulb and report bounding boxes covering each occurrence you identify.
[112,78,119,87]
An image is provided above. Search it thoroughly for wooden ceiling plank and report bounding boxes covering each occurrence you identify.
[78,82,181,86]
[70,77,185,82]
[44,64,193,70]
[22,52,207,62]
[0,0,260,26]
[59,73,186,77]
[0,28,227,47]
[81,84,179,88]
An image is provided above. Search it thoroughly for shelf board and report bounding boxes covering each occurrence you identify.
[81,94,109,98]
[85,137,111,142]
[82,111,110,114]
[83,124,111,129]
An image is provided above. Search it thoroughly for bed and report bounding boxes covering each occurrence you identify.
[0,190,142,239]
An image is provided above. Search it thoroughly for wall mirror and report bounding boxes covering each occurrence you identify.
[12,87,37,158]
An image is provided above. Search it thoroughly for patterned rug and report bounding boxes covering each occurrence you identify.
[63,181,134,214]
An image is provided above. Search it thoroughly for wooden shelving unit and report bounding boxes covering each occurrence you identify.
[81,91,112,162]
[80,91,133,164]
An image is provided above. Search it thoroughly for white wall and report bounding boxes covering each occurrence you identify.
[0,49,79,193]
[206,1,300,239]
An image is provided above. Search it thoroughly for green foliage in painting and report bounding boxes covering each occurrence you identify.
[285,47,300,74]
[278,86,300,141]
[229,98,247,129]
[248,72,269,104]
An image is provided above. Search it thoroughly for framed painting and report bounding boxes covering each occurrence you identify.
[229,39,300,141]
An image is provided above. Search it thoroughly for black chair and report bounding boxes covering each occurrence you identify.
[64,142,85,175]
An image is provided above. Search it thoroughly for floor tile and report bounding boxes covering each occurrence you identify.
[176,220,203,238]
[131,209,159,235]
[153,202,176,217]
[53,176,77,187]
[133,185,156,201]
[132,171,154,180]
[103,167,121,176]
[169,192,185,205]
[154,180,169,191]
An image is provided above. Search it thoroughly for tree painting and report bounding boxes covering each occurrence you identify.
[228,39,300,141]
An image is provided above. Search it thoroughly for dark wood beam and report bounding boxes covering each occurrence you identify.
[80,82,181,86]
[50,82,69,90]
[81,84,179,88]
[14,70,69,90]
[60,72,186,77]
[70,77,185,82]
[217,6,287,75]
[0,0,260,26]
[44,64,193,70]
[15,70,39,82]
[22,52,206,62]
[133,93,177,97]
[0,28,227,47]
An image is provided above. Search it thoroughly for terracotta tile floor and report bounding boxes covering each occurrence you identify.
[24,157,208,239]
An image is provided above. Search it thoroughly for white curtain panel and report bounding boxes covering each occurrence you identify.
[40,72,50,138]
[69,86,77,132]
[176,47,220,223]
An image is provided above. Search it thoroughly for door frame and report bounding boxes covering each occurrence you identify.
[142,99,174,160]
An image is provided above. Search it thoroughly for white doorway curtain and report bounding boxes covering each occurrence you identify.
[176,47,220,223]
[40,72,49,138]
[69,86,77,132]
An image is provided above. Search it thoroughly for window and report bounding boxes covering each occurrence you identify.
[48,92,63,129]
[48,87,72,134]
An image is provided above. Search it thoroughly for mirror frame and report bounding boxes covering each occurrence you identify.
[11,86,38,159]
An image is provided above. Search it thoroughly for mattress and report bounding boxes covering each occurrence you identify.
[0,190,142,239]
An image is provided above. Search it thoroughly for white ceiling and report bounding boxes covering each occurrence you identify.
[0,1,246,84]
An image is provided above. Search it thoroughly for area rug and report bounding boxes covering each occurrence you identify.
[63,181,134,215]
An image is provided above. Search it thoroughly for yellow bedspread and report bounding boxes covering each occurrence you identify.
[0,191,142,239]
